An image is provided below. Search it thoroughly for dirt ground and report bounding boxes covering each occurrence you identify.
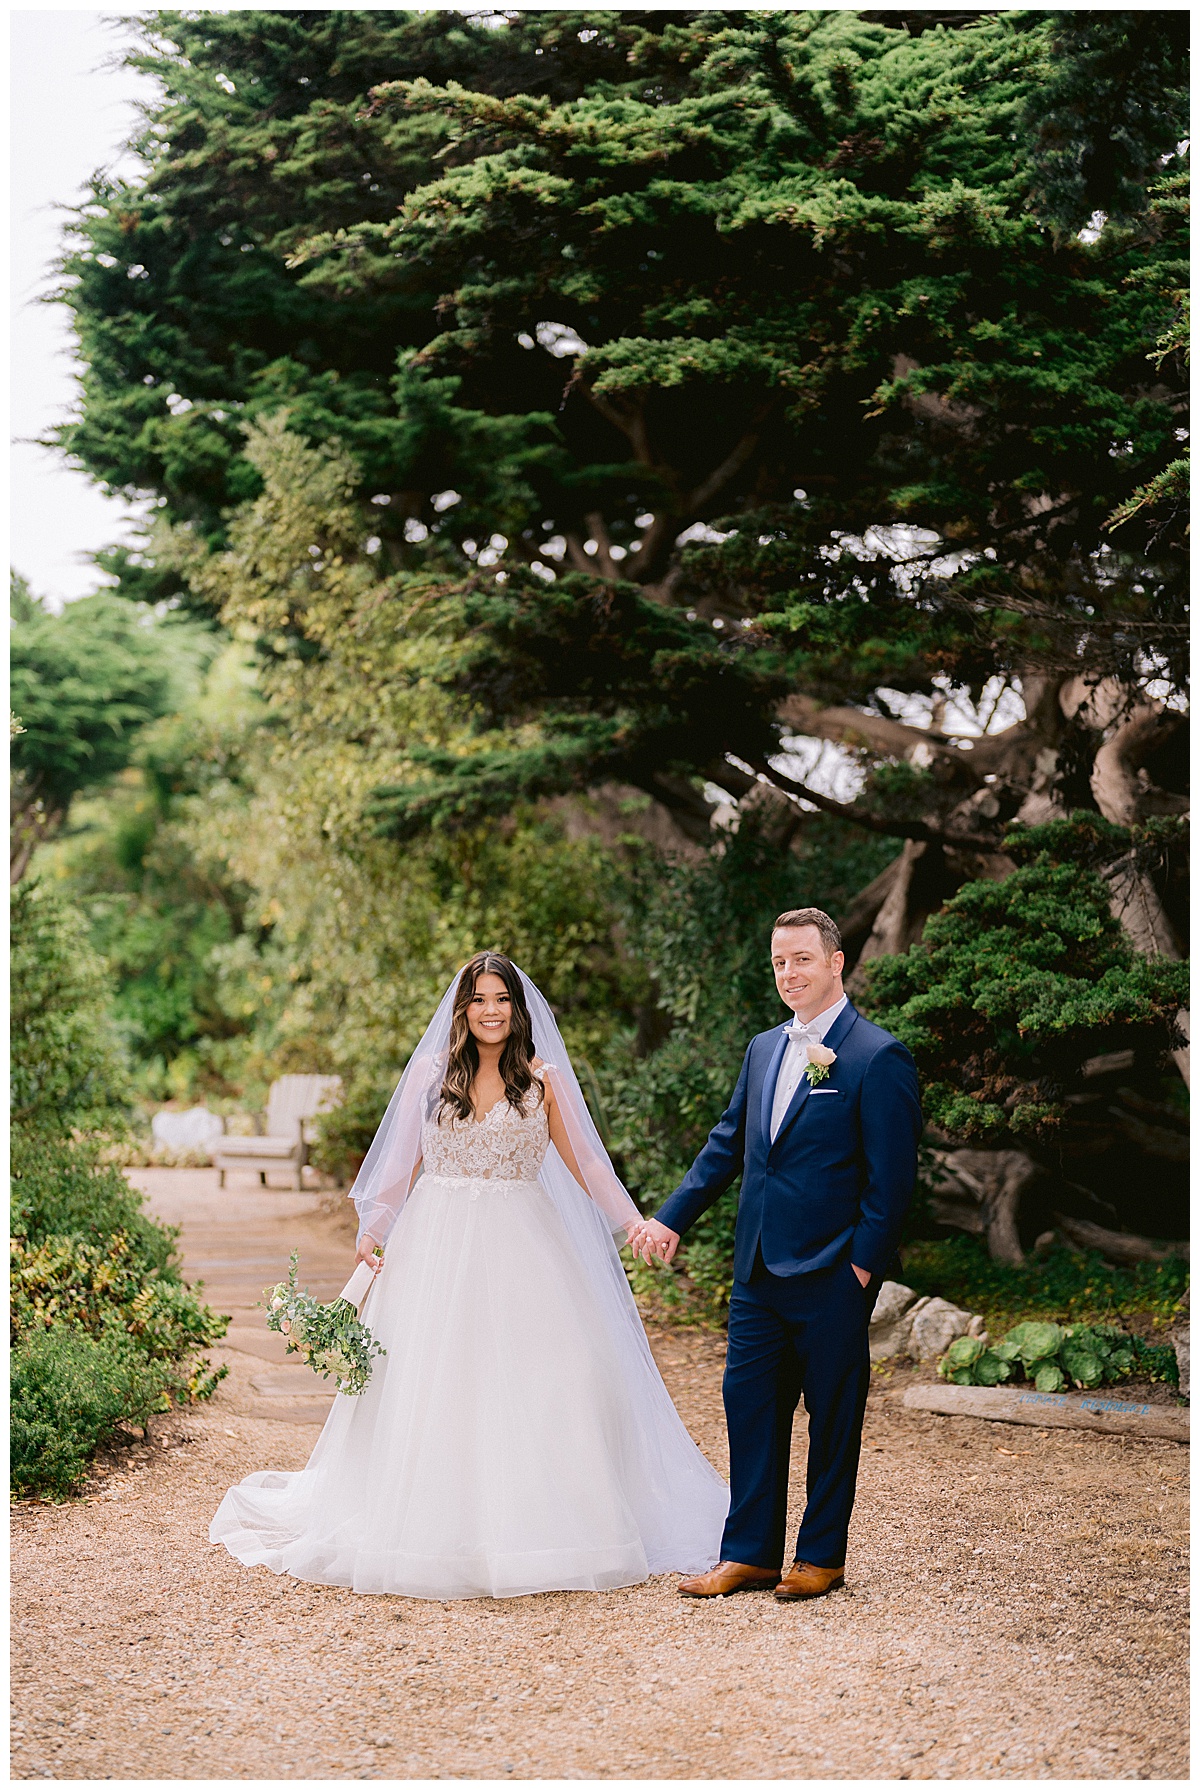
[10,1170,1189,1781]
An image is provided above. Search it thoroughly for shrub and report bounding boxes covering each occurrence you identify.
[10,1230,227,1364]
[11,1127,175,1274]
[939,1320,1179,1394]
[10,878,132,1134]
[862,836,1188,1145]
[10,1326,181,1499]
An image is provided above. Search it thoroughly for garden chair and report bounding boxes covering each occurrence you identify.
[213,1075,342,1190]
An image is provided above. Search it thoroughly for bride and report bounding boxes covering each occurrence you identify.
[210,952,728,1599]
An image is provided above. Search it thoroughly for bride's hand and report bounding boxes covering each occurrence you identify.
[355,1237,383,1271]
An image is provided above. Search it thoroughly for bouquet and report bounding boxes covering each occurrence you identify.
[261,1252,386,1396]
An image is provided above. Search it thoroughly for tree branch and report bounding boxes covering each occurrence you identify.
[583,511,617,579]
[683,404,773,514]
[1054,1213,1189,1264]
[776,693,982,768]
[747,756,999,848]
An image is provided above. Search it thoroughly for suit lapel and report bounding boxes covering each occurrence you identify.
[771,1001,860,1148]
[758,1027,790,1146]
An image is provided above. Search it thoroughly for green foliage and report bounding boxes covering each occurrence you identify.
[11,854,230,1498]
[57,12,1186,848]
[903,1235,1189,1335]
[939,1316,1178,1394]
[11,1128,175,1275]
[10,878,132,1134]
[46,641,272,1099]
[10,580,175,853]
[861,830,1188,1143]
[11,1326,179,1500]
[8,1124,229,1499]
[11,1229,227,1364]
[1024,12,1190,232]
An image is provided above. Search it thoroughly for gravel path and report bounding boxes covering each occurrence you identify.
[11,1170,1189,1780]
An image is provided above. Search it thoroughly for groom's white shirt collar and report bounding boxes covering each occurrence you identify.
[783,992,847,1045]
[770,993,848,1141]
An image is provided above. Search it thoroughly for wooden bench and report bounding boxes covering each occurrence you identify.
[213,1075,342,1190]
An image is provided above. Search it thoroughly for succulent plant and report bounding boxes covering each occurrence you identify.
[1060,1338,1105,1388]
[940,1335,985,1374]
[1033,1361,1067,1392]
[1004,1320,1065,1364]
[936,1318,1175,1393]
[972,1349,1013,1386]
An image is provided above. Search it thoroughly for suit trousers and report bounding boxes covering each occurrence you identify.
[720,1250,875,1571]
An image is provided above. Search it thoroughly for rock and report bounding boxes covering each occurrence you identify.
[866,1278,985,1363]
[870,1279,921,1327]
[868,1281,924,1362]
[151,1107,225,1152]
[1172,1322,1189,1399]
[907,1296,977,1363]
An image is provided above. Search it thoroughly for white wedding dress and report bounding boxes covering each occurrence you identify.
[211,1072,728,1599]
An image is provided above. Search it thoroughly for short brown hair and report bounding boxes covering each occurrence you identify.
[772,908,842,958]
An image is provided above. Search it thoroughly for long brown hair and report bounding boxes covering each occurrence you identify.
[437,953,541,1124]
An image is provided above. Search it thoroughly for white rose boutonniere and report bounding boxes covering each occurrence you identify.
[804,1043,837,1086]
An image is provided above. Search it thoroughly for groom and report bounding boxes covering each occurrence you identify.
[634,908,920,1601]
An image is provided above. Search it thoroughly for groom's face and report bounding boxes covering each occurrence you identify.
[771,925,845,1022]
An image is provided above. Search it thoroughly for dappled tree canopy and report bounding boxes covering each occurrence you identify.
[52,9,1189,1256]
[9,578,175,881]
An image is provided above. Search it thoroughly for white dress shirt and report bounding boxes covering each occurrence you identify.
[769,993,848,1142]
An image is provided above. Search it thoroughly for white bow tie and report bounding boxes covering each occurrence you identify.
[786,1021,822,1049]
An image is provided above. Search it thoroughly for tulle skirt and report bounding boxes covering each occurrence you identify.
[210,1174,729,1599]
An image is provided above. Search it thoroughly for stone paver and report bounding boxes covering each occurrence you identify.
[130,1166,352,1425]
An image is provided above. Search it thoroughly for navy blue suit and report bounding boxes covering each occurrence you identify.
[655,1000,920,1570]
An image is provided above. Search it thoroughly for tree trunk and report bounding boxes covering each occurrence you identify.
[926,1148,1046,1267]
[1052,1213,1190,1265]
[10,792,65,884]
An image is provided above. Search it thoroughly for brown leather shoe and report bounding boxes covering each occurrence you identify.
[774,1560,846,1600]
[678,1560,780,1598]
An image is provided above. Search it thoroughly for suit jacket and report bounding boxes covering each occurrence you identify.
[654,1000,921,1282]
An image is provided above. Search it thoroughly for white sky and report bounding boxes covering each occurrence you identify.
[11,9,158,607]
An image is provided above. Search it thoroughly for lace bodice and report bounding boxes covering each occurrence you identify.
[420,1074,550,1183]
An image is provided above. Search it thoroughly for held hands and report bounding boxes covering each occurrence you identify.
[624,1218,681,1267]
[621,1220,868,1281]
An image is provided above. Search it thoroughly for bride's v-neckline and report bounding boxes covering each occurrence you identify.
[470,1098,506,1126]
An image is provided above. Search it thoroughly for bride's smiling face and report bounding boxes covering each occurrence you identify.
[466,972,513,1048]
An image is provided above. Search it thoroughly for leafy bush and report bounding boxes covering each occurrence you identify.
[10,877,230,1498]
[11,878,132,1134]
[862,833,1188,1144]
[11,1231,227,1365]
[10,1326,181,1499]
[11,1128,175,1274]
[940,1320,1178,1393]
